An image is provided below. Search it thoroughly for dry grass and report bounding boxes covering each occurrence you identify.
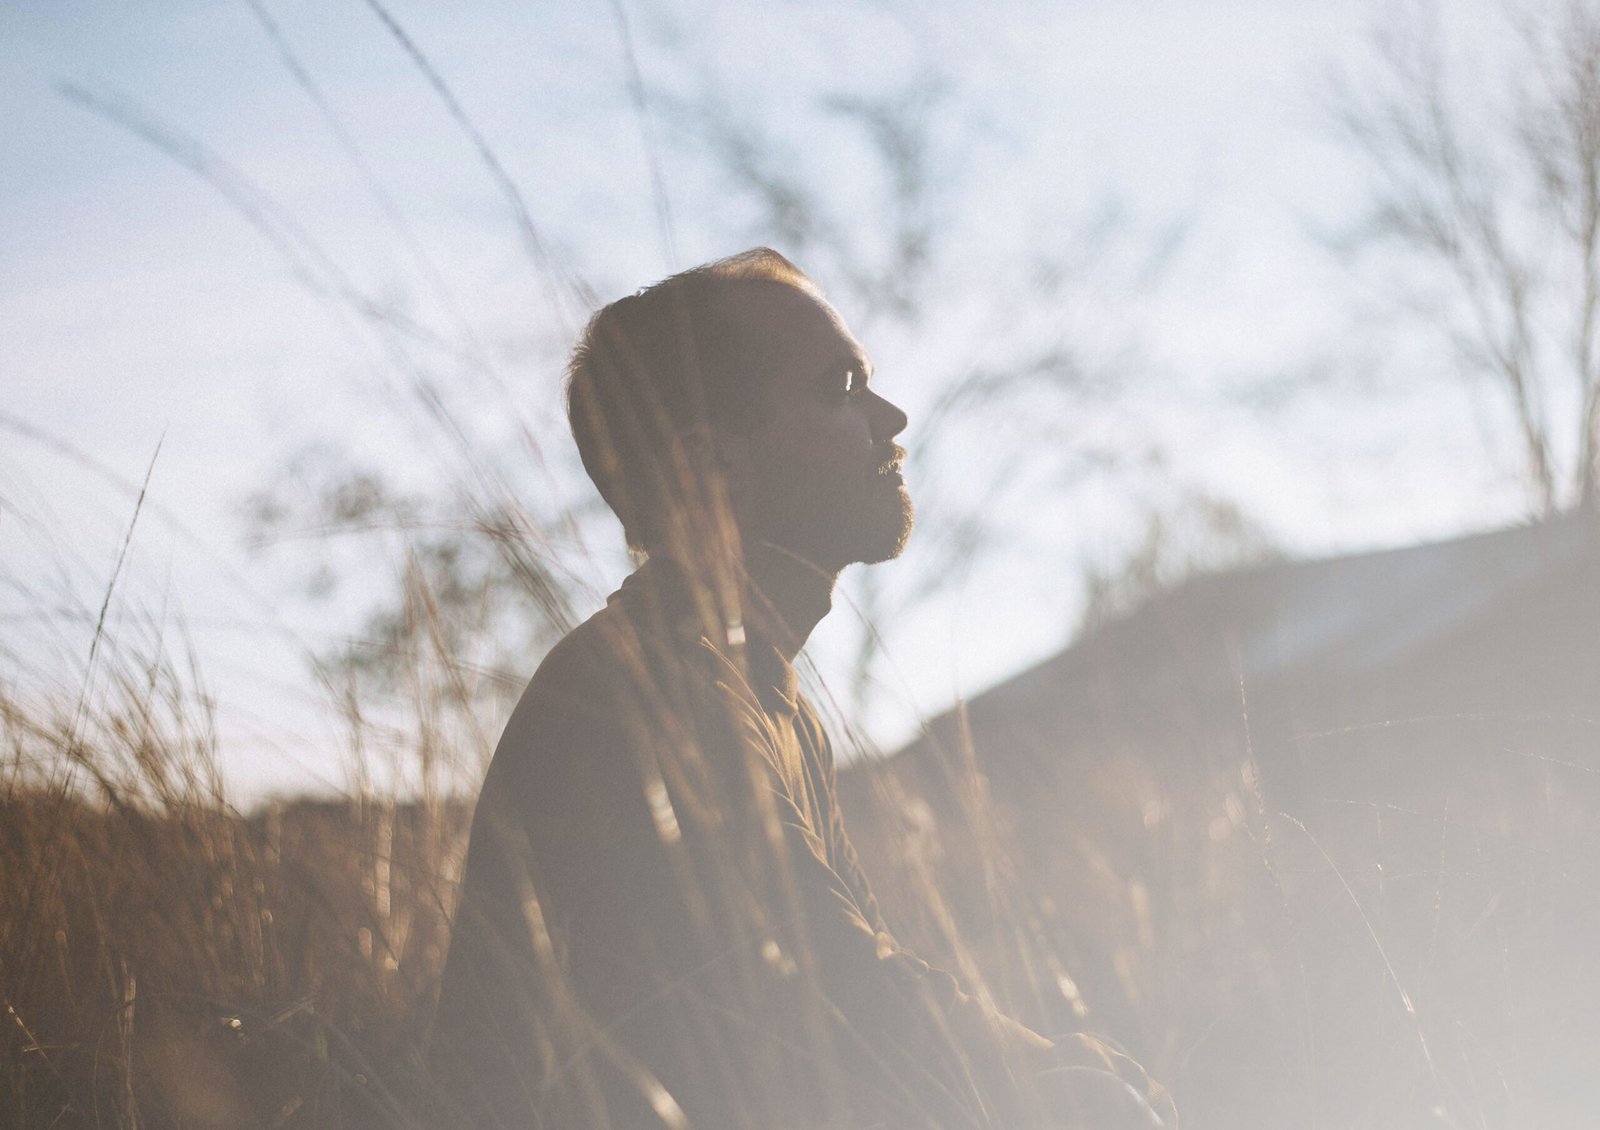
[0,677,468,1128]
[6,596,1597,1129]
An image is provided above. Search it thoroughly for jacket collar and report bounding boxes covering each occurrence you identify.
[610,558,800,718]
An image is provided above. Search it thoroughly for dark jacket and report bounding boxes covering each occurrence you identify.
[430,562,1038,1129]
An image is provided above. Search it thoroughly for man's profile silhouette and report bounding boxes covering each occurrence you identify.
[429,250,1170,1128]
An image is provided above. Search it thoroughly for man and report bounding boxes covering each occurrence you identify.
[430,250,1169,1128]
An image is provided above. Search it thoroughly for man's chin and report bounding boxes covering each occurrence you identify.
[760,489,913,569]
[856,492,914,565]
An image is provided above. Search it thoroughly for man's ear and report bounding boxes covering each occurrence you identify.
[714,430,755,511]
[673,424,755,510]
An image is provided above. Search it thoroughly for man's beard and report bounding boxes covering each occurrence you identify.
[747,476,914,571]
[853,479,914,565]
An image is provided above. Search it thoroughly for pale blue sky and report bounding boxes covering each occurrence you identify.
[2,0,1530,798]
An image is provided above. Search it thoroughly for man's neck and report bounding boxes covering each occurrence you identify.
[742,541,839,662]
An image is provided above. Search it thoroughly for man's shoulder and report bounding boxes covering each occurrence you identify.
[522,601,629,699]
[475,606,640,816]
[521,590,709,706]
[505,604,641,739]
[489,592,717,776]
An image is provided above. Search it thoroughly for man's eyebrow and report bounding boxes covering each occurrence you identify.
[823,351,873,379]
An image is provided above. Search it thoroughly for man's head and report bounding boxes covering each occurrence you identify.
[567,249,912,571]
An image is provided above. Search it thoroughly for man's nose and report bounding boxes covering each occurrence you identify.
[868,392,908,443]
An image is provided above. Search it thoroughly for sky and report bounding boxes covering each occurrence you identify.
[1,0,1538,800]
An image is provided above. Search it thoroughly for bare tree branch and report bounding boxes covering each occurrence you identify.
[1330,0,1600,512]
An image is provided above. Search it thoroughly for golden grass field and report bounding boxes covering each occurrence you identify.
[6,609,1596,1129]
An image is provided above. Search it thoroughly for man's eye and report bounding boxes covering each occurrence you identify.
[823,366,868,399]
